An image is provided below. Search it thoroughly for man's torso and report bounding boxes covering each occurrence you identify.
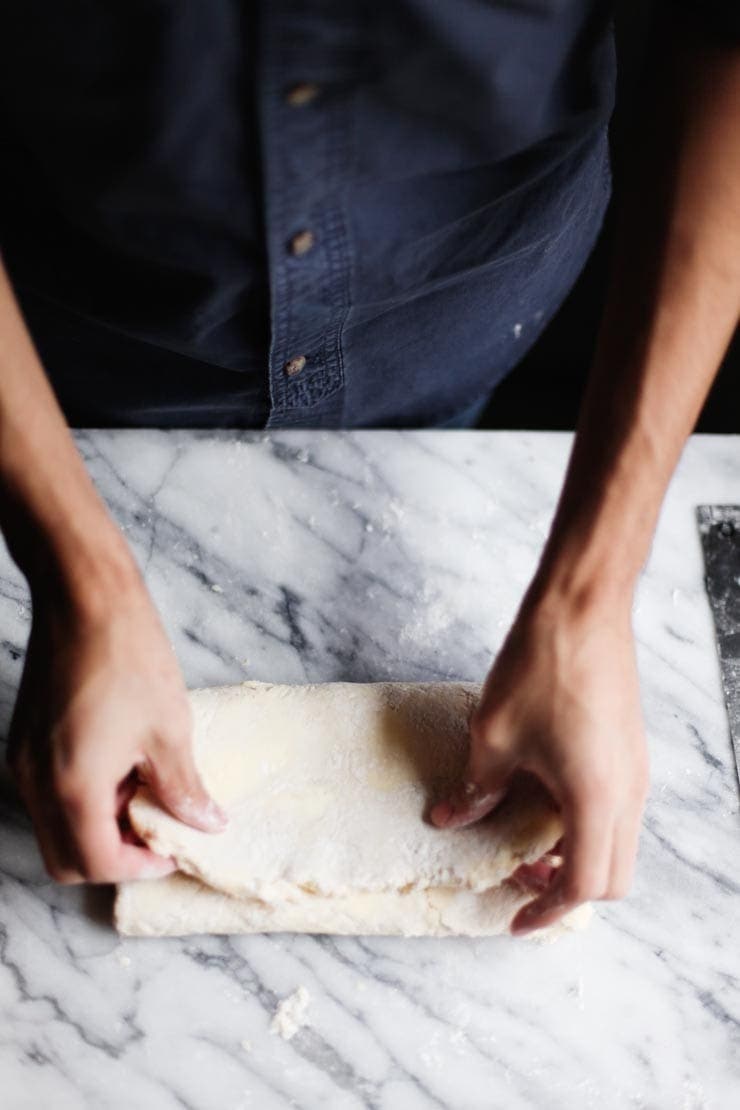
[1,1,616,427]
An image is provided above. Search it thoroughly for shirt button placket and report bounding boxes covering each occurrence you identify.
[260,2,355,428]
[281,231,315,380]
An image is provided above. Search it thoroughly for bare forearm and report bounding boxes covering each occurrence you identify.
[531,26,740,611]
[0,258,138,604]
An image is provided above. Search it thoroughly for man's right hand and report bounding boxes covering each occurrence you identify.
[0,256,225,884]
[6,561,227,884]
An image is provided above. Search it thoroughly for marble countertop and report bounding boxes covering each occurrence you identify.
[1,430,738,1109]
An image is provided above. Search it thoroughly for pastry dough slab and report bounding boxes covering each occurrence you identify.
[116,682,587,938]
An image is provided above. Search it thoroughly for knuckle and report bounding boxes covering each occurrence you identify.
[562,876,596,904]
[605,877,632,901]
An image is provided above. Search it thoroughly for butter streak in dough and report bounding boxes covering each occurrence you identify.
[116,681,589,938]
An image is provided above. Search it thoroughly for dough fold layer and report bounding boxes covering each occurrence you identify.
[115,682,590,938]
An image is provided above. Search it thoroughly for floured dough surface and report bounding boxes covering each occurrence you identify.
[116,681,585,938]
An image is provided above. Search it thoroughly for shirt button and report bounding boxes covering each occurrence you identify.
[288,229,315,257]
[285,81,320,107]
[284,355,307,376]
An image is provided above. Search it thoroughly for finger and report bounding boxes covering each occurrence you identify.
[19,778,83,884]
[113,843,179,881]
[430,777,511,828]
[509,851,563,894]
[604,810,641,900]
[117,774,168,854]
[139,742,227,832]
[430,746,516,828]
[431,713,517,828]
[510,795,612,935]
[50,762,177,882]
[69,799,177,882]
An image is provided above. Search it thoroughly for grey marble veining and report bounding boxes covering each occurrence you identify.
[0,430,738,1109]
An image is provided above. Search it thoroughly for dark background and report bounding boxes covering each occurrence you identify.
[478,3,739,433]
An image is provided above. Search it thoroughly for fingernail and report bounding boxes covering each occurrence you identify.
[430,800,454,826]
[202,800,229,830]
[176,794,227,830]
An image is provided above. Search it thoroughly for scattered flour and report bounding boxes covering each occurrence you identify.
[270,987,310,1041]
[682,1076,707,1109]
[399,588,454,642]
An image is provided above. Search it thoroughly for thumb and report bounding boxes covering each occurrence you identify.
[430,755,515,830]
[140,742,228,833]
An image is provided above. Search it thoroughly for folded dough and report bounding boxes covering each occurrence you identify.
[116,681,590,938]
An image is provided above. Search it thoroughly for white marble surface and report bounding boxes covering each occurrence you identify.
[0,430,738,1109]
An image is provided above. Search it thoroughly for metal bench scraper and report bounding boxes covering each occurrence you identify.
[697,505,740,794]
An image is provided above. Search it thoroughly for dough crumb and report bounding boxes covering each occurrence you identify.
[240,1038,252,1053]
[270,986,310,1041]
[211,584,224,593]
[115,950,132,968]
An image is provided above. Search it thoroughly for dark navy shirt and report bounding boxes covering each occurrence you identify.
[0,2,732,428]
